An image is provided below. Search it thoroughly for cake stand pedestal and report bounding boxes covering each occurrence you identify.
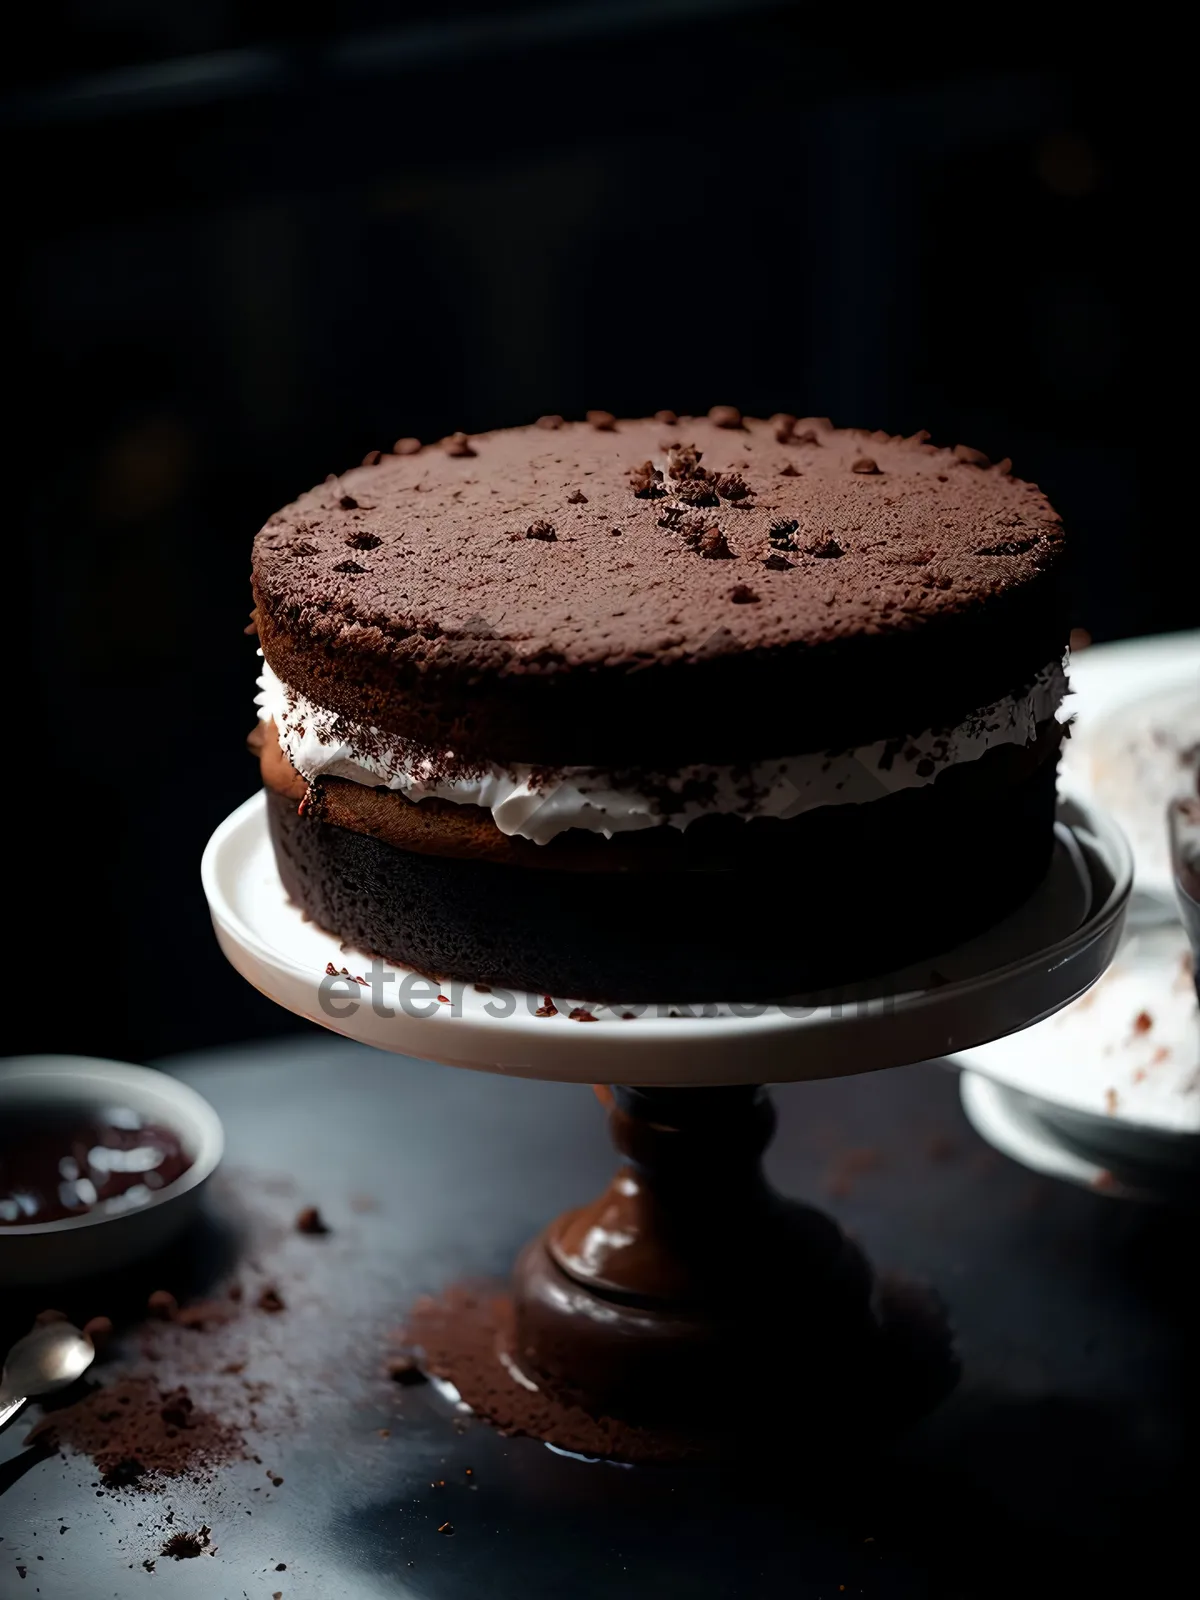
[202,792,1131,1445]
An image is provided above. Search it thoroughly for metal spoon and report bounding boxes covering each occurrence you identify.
[0,1322,95,1432]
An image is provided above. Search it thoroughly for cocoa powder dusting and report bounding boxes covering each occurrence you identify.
[407,1284,707,1463]
[27,1377,243,1485]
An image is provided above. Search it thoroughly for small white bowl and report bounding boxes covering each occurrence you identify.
[0,1056,224,1286]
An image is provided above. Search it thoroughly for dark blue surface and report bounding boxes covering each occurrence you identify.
[0,1037,1190,1598]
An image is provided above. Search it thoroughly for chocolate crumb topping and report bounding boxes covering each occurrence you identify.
[443,432,476,458]
[566,488,589,504]
[730,584,760,603]
[587,410,617,431]
[954,443,990,468]
[339,494,359,510]
[345,531,382,550]
[629,461,666,498]
[769,517,799,548]
[714,472,751,501]
[708,405,743,429]
[666,443,704,480]
[654,409,678,424]
[525,520,557,541]
[771,412,797,443]
[851,457,880,475]
[762,552,793,570]
[805,534,845,559]
[393,437,421,455]
[333,559,367,574]
[536,414,564,430]
[675,477,719,507]
[252,412,1067,769]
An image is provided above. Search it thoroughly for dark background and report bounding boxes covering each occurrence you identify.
[1,3,1190,1065]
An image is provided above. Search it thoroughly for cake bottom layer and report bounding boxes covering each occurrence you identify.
[265,755,1060,1001]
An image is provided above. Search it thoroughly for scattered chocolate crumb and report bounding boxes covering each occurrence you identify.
[378,1428,391,1438]
[713,471,751,501]
[629,461,665,498]
[925,1133,958,1163]
[654,409,678,424]
[295,1206,329,1236]
[443,432,476,457]
[697,526,733,559]
[825,1146,883,1199]
[142,1559,156,1573]
[393,436,422,455]
[276,1561,288,1570]
[674,476,719,507]
[804,534,845,559]
[437,994,450,1004]
[361,449,384,467]
[147,1291,177,1321]
[1133,1010,1153,1034]
[345,530,382,551]
[762,553,792,570]
[27,1378,241,1485]
[525,519,557,541]
[333,559,366,574]
[268,1472,284,1486]
[777,461,800,476]
[850,457,880,475]
[535,997,558,1018]
[81,1315,113,1349]
[954,443,990,467]
[730,584,760,604]
[769,517,799,549]
[338,493,359,509]
[568,1007,598,1022]
[386,1355,427,1386]
[566,488,588,504]
[666,443,704,479]
[770,412,796,443]
[708,405,742,429]
[535,414,563,430]
[586,410,617,431]
[438,1523,455,1536]
[256,1286,286,1314]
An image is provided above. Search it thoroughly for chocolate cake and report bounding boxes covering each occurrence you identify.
[249,411,1069,999]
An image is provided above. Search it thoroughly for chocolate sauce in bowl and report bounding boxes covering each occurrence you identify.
[0,1103,192,1226]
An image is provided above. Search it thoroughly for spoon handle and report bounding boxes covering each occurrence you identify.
[0,1389,28,1433]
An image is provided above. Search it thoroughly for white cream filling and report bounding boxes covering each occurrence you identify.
[256,655,1068,846]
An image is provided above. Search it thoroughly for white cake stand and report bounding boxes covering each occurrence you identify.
[203,790,1130,1085]
[201,789,1132,1446]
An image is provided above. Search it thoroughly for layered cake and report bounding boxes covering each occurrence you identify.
[249,411,1069,999]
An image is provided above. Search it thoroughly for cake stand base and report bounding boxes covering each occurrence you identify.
[423,1084,957,1454]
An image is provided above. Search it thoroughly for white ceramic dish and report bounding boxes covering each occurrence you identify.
[202,791,1129,1086]
[958,1072,1199,1205]
[0,1057,224,1286]
[952,631,1200,1191]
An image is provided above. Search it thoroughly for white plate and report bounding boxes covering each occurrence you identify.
[202,791,1129,1086]
[1063,630,1200,901]
[959,1072,1159,1202]
[955,631,1200,1144]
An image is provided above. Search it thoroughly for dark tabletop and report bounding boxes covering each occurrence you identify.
[0,1038,1191,1599]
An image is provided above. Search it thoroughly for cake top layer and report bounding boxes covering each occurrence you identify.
[252,412,1066,765]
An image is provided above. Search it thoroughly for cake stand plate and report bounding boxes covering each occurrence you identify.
[202,791,1131,1085]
